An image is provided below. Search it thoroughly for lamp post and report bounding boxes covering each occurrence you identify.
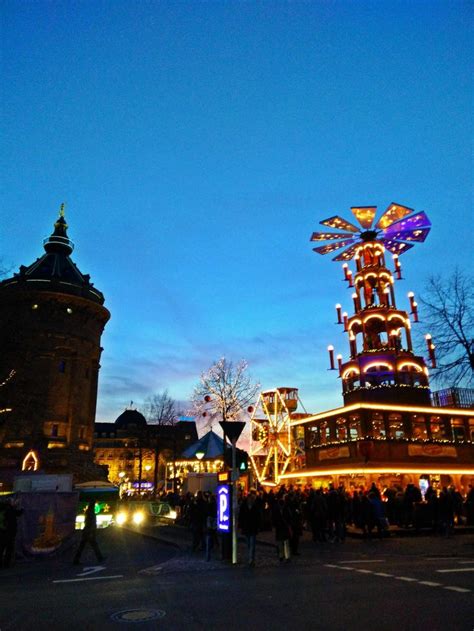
[219,420,245,565]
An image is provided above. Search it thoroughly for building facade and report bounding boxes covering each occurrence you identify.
[94,409,198,493]
[0,208,110,486]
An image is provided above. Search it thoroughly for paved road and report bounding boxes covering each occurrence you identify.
[1,529,473,630]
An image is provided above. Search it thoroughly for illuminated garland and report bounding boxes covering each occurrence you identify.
[306,435,473,449]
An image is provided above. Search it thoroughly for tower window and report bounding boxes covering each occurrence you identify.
[58,360,66,373]
[51,424,59,437]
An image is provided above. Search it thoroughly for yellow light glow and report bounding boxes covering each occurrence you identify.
[387,313,406,321]
[116,512,127,526]
[398,361,423,372]
[132,511,145,525]
[22,450,39,471]
[363,313,386,324]
[341,367,360,379]
[290,402,474,427]
[282,466,474,480]
[363,362,393,372]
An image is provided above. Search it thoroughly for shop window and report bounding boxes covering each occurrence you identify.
[451,418,466,442]
[336,417,347,441]
[411,415,428,439]
[370,413,386,438]
[388,414,404,439]
[320,422,330,444]
[429,416,447,440]
[348,415,361,440]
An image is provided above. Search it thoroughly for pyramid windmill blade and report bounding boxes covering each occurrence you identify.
[350,206,377,229]
[332,243,361,261]
[310,231,356,242]
[383,227,431,243]
[320,215,359,232]
[313,239,356,255]
[375,202,414,230]
[384,211,431,236]
[381,239,415,255]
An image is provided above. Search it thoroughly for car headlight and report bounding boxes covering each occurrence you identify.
[116,512,127,526]
[132,511,145,525]
[168,510,177,520]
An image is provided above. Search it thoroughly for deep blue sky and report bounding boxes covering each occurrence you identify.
[2,1,473,425]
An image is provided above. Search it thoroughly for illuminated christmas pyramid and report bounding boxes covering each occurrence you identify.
[311,202,435,406]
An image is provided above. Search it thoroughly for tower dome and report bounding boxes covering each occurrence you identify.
[114,409,147,430]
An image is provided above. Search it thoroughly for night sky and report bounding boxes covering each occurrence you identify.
[2,1,472,425]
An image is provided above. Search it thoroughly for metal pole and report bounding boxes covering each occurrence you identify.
[231,439,238,565]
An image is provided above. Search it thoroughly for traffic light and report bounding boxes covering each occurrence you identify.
[223,447,248,473]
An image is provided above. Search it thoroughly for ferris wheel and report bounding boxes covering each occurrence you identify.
[249,387,305,487]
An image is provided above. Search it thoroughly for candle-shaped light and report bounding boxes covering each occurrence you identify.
[425,333,432,353]
[430,343,437,368]
[383,286,390,306]
[393,253,402,279]
[337,354,343,375]
[412,301,419,323]
[327,345,335,370]
[343,312,348,331]
[405,318,412,349]
[354,254,361,272]
[349,332,357,357]
[335,303,342,324]
[352,292,358,311]
[342,263,349,281]
[408,291,416,312]
[347,269,354,287]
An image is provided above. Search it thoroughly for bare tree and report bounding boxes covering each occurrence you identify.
[419,269,474,387]
[192,358,260,428]
[143,389,177,425]
[0,261,14,279]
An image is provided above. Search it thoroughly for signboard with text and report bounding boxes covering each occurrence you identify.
[217,484,231,533]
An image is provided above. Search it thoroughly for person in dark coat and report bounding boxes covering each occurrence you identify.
[0,498,23,568]
[272,498,292,562]
[189,491,207,552]
[287,493,303,555]
[73,500,105,565]
[238,489,262,566]
[309,489,328,542]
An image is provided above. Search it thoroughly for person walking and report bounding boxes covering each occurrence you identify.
[0,497,23,568]
[238,489,262,567]
[73,500,105,565]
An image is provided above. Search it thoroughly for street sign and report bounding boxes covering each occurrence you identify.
[217,484,231,533]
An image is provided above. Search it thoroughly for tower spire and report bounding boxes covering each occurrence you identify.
[43,203,74,255]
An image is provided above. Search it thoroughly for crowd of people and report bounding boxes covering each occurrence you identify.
[169,482,474,564]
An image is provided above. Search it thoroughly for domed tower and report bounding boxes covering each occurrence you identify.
[0,205,110,482]
[311,203,434,406]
